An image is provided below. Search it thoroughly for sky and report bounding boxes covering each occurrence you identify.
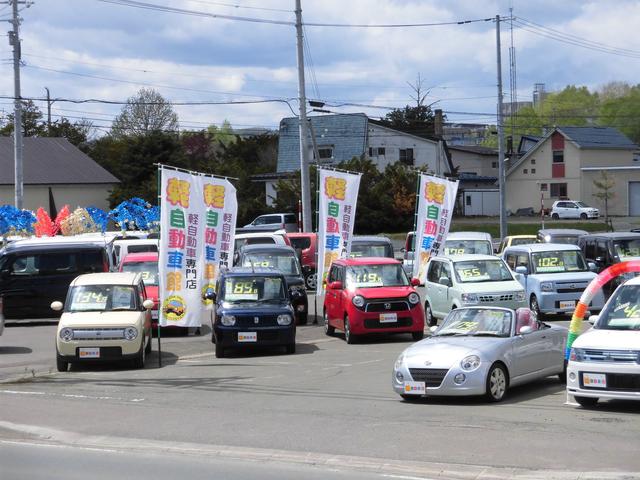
[0,0,639,137]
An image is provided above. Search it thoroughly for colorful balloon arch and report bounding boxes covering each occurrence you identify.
[566,260,640,359]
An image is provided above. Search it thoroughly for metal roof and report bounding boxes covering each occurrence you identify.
[448,145,498,156]
[0,137,120,185]
[559,126,638,150]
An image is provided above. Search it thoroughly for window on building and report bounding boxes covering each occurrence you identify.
[531,168,536,174]
[399,148,414,166]
[523,169,528,174]
[491,161,498,168]
[540,183,548,191]
[531,159,536,165]
[378,147,385,156]
[368,147,373,157]
[553,151,564,163]
[550,183,567,198]
[316,146,333,161]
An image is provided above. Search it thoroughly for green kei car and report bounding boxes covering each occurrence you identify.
[423,254,527,326]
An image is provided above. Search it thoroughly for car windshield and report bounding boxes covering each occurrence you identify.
[531,250,587,273]
[453,259,514,283]
[350,243,393,258]
[241,252,300,275]
[67,285,137,312]
[575,202,590,208]
[444,240,492,255]
[345,264,409,288]
[614,239,640,259]
[511,237,537,246]
[435,308,512,337]
[121,261,158,286]
[547,235,580,245]
[595,285,640,331]
[222,276,285,303]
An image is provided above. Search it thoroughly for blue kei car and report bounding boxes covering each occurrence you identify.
[502,243,605,317]
[207,267,304,358]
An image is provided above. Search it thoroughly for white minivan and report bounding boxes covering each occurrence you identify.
[567,276,640,407]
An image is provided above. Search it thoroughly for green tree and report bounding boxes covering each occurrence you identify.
[598,84,640,144]
[111,88,179,138]
[208,120,237,147]
[0,100,47,136]
[379,74,437,137]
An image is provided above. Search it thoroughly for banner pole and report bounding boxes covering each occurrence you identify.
[157,165,162,368]
[313,165,319,324]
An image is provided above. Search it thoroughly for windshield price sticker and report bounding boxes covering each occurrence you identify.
[445,248,466,255]
[618,246,640,258]
[351,272,383,287]
[457,266,491,281]
[225,279,259,301]
[404,381,426,395]
[75,291,108,305]
[535,256,565,272]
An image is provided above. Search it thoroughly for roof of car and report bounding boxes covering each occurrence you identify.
[579,232,640,239]
[223,266,286,276]
[352,235,392,243]
[113,238,159,246]
[504,243,580,253]
[538,229,588,236]
[286,232,316,238]
[622,276,640,286]
[333,257,401,266]
[120,252,159,263]
[433,254,501,262]
[238,244,296,254]
[71,272,142,286]
[445,231,492,241]
[235,232,286,240]
[2,236,113,253]
[505,235,537,239]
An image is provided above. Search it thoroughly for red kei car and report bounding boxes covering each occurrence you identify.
[287,232,317,290]
[323,257,425,344]
[119,252,160,326]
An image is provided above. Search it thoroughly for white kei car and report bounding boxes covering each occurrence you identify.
[567,276,640,407]
[550,200,599,220]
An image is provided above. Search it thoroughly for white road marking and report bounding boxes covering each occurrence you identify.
[0,389,144,402]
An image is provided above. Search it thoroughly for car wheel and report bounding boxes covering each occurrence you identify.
[56,354,68,373]
[285,343,296,354]
[485,363,508,402]
[145,334,152,355]
[425,302,436,327]
[324,310,335,336]
[305,272,317,290]
[215,342,225,358]
[551,213,559,220]
[412,331,424,341]
[574,396,598,408]
[530,294,542,318]
[344,316,356,344]
[297,313,308,326]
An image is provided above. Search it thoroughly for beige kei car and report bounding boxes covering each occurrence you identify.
[53,272,153,372]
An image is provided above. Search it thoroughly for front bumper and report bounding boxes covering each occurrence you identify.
[567,361,640,401]
[536,291,604,314]
[56,339,143,363]
[214,325,295,347]
[392,362,489,397]
[348,307,424,335]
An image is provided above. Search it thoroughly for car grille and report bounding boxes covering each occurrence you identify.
[72,328,126,340]
[408,368,449,387]
[581,373,640,392]
[557,287,584,294]
[233,315,280,327]
[365,300,409,312]
[555,282,588,293]
[479,294,513,303]
[364,318,412,329]
[583,349,640,364]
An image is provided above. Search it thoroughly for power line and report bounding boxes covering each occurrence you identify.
[178,0,292,13]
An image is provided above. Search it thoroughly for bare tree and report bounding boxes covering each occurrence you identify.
[111,88,179,137]
[593,171,615,229]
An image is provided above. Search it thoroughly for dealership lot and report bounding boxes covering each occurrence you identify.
[1,306,640,478]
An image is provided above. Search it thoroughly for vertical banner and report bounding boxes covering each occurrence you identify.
[159,167,237,327]
[413,174,459,283]
[316,168,361,296]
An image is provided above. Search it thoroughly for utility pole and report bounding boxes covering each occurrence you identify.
[295,0,312,232]
[45,86,51,134]
[7,0,27,209]
[496,15,507,240]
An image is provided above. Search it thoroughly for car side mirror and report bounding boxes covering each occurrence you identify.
[290,289,304,300]
[588,262,597,272]
[588,314,598,325]
[410,277,420,287]
[203,290,216,302]
[142,299,154,310]
[51,301,63,311]
[519,325,533,335]
[438,276,452,287]
[429,325,438,333]
[328,281,343,290]
[515,266,528,275]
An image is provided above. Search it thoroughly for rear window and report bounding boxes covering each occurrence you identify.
[290,237,311,250]
[7,249,105,276]
[350,242,394,258]
[284,214,297,224]
[127,244,158,254]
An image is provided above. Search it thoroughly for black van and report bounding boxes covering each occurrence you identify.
[0,238,114,319]
[350,236,395,259]
[578,232,640,297]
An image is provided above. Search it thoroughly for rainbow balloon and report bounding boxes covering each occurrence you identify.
[566,260,640,359]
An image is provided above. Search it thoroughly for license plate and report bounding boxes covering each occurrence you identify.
[379,313,398,323]
[560,300,576,310]
[79,347,100,358]
[583,373,607,388]
[238,332,257,342]
[403,381,426,395]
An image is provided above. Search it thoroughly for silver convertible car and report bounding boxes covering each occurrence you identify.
[392,307,568,402]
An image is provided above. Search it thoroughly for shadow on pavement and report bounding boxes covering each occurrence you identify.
[214,342,319,359]
[5,320,58,328]
[67,351,179,372]
[0,346,33,355]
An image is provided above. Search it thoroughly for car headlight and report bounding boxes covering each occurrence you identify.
[460,355,481,371]
[461,293,479,304]
[124,327,138,341]
[394,353,404,370]
[352,295,365,308]
[540,282,554,292]
[569,348,585,362]
[408,292,420,305]
[221,315,236,326]
[515,290,525,302]
[277,314,292,326]
[59,327,74,342]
